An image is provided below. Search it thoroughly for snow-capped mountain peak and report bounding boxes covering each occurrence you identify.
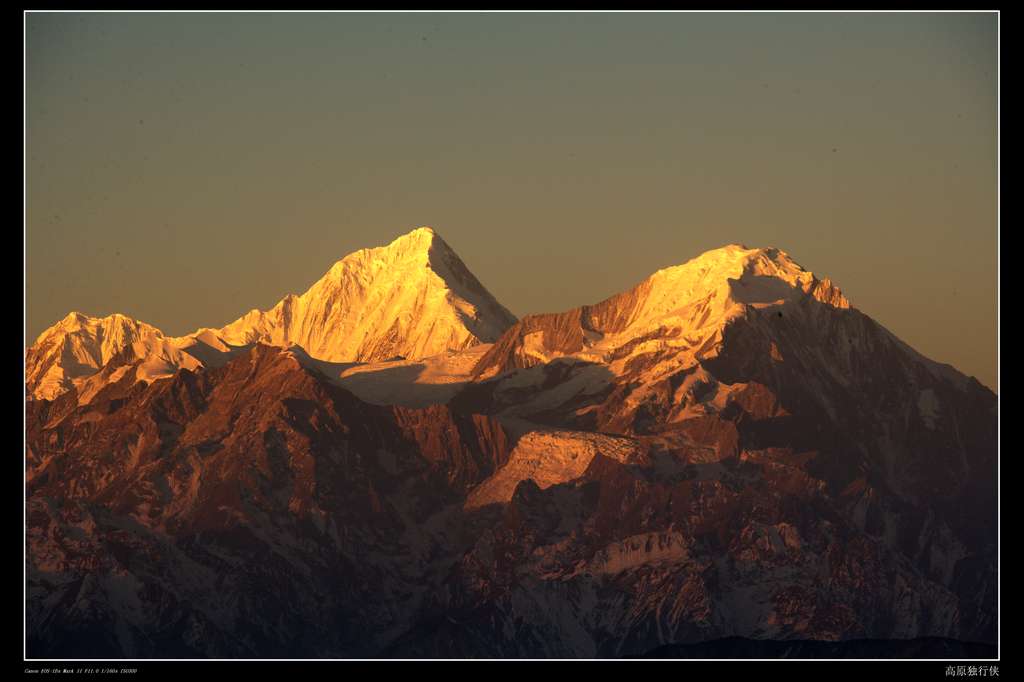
[638,244,850,326]
[471,243,852,380]
[216,226,517,362]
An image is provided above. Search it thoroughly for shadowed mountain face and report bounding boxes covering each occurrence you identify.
[27,345,515,658]
[25,241,997,658]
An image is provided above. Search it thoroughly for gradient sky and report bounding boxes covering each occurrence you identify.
[26,11,998,390]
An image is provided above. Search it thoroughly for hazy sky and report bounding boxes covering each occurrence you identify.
[26,11,998,390]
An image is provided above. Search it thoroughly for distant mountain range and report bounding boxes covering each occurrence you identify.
[25,227,997,658]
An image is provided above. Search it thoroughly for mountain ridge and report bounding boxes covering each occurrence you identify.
[26,235,992,406]
[25,231,998,658]
[25,226,518,401]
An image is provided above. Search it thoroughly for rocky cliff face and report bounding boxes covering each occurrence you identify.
[25,242,997,658]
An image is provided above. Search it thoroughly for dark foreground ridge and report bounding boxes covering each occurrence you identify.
[636,636,997,659]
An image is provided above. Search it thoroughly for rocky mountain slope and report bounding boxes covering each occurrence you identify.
[25,241,997,658]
